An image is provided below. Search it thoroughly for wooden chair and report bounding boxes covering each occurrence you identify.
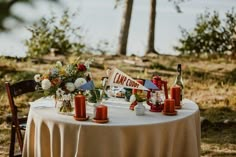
[5,80,37,157]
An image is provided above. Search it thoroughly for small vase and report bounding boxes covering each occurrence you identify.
[56,98,74,114]
[134,102,145,116]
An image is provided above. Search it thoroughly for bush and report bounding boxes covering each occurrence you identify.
[174,9,236,57]
[25,11,85,57]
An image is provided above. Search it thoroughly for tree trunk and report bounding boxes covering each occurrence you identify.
[117,0,133,56]
[146,0,159,55]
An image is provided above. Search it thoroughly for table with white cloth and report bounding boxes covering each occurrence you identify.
[22,98,200,157]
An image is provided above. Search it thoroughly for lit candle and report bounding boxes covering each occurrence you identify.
[74,93,86,118]
[95,105,108,120]
[170,86,181,107]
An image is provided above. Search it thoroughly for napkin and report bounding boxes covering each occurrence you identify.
[29,97,55,108]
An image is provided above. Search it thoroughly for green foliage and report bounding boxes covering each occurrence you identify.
[25,11,85,57]
[175,9,236,57]
[87,89,101,103]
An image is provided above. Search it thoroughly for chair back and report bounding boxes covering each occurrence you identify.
[5,80,37,155]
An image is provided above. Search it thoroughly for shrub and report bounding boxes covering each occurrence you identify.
[25,11,85,57]
[174,9,236,57]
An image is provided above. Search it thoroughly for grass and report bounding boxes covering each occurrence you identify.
[0,54,236,156]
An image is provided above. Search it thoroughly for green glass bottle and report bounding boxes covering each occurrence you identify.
[174,64,184,101]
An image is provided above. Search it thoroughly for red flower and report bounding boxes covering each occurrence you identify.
[77,64,87,72]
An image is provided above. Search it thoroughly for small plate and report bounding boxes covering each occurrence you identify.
[74,116,89,121]
[162,110,177,116]
[92,118,109,123]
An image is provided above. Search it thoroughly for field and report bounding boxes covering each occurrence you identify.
[0,53,236,156]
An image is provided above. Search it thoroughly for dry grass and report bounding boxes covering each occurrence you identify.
[0,54,236,156]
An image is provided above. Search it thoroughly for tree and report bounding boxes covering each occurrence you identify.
[25,11,85,57]
[145,0,184,55]
[117,0,134,55]
[0,0,59,31]
[116,0,184,56]
[0,0,24,31]
[145,0,158,55]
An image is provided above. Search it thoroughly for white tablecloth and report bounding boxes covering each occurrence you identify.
[23,98,200,157]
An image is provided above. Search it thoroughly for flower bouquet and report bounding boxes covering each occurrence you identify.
[34,58,92,113]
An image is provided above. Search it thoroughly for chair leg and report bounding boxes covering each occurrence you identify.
[16,128,24,153]
[9,126,16,157]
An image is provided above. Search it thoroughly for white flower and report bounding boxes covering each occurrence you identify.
[74,78,87,88]
[56,88,65,97]
[41,79,51,90]
[65,82,75,92]
[56,61,63,67]
[34,74,41,82]
[129,94,136,103]
[227,45,232,50]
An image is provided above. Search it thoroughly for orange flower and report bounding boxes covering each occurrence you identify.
[51,78,61,86]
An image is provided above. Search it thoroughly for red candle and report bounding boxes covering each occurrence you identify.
[74,94,86,118]
[169,99,175,113]
[95,105,108,120]
[164,99,175,113]
[170,86,181,107]
[164,99,170,112]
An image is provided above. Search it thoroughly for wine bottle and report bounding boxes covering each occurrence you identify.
[173,64,184,101]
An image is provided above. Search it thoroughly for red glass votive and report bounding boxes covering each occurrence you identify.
[74,94,86,118]
[170,86,181,107]
[164,99,175,113]
[95,105,108,120]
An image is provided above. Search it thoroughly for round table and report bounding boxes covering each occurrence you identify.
[23,98,200,157]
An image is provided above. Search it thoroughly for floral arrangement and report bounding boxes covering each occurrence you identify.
[34,58,93,100]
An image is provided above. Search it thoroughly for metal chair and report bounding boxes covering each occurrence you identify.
[5,80,37,157]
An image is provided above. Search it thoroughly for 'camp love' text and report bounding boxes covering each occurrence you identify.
[113,73,139,88]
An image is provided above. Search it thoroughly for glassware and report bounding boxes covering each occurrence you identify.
[55,95,74,114]
[173,64,184,101]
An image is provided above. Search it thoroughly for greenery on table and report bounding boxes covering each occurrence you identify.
[175,9,236,57]
[25,11,85,57]
[87,89,101,103]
